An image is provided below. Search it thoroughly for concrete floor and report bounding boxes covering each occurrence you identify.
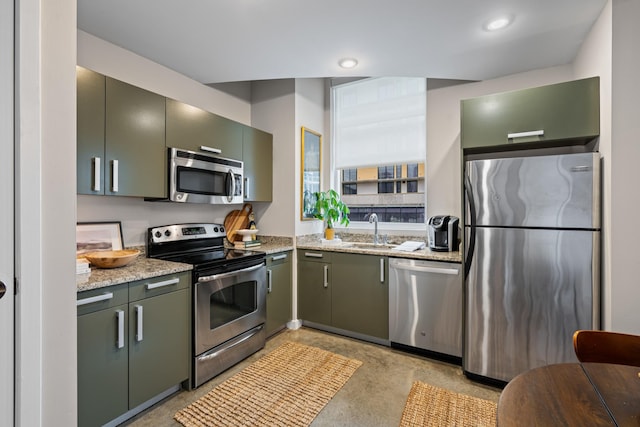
[123,327,501,427]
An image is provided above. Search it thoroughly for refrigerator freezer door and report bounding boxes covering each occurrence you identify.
[464,227,599,382]
[465,153,600,229]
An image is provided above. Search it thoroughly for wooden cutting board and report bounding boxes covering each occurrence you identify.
[224,203,252,242]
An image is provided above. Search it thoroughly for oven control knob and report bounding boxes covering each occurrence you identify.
[214,227,219,232]
[154,231,162,238]
[164,230,171,237]
[220,226,225,232]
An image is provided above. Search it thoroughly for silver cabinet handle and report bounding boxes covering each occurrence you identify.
[146,278,179,290]
[116,309,125,349]
[380,258,385,283]
[135,305,143,342]
[323,265,329,288]
[77,292,113,307]
[111,159,119,192]
[198,262,264,283]
[267,270,272,293]
[92,157,101,191]
[200,145,222,154]
[305,252,323,258]
[244,177,250,199]
[227,169,235,203]
[507,130,544,139]
[393,263,460,275]
[271,254,287,261]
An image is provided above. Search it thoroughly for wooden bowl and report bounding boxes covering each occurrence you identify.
[83,249,140,269]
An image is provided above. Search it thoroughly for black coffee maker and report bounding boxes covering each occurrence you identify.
[428,215,460,251]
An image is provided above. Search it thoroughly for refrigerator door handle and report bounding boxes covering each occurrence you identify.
[464,173,476,278]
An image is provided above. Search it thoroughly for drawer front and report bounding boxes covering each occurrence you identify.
[77,283,128,316]
[266,251,292,267]
[297,249,332,263]
[128,271,190,302]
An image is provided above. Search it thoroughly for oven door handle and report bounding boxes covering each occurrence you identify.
[197,262,264,283]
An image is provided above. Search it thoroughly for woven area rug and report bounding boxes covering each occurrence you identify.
[399,381,497,427]
[174,341,363,427]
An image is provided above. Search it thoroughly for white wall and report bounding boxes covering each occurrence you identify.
[609,0,640,334]
[78,31,250,123]
[573,1,613,329]
[426,65,574,218]
[250,79,297,237]
[294,79,326,237]
[16,0,77,425]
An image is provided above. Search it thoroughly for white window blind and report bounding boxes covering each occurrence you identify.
[333,77,426,169]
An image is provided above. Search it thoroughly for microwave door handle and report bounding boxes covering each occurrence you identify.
[226,169,234,203]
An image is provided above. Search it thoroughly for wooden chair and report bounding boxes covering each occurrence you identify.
[573,330,640,366]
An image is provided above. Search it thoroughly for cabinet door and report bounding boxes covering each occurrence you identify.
[297,251,332,325]
[461,77,599,150]
[77,67,105,195]
[128,288,190,408]
[78,304,128,427]
[266,251,292,336]
[242,126,273,202]
[165,98,243,159]
[332,253,389,339]
[105,78,166,197]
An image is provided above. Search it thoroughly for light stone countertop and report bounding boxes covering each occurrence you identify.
[77,233,460,294]
[77,246,192,293]
[296,233,462,263]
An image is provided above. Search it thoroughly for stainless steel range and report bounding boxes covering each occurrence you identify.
[147,223,266,388]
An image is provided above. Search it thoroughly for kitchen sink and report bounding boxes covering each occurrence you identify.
[340,242,397,250]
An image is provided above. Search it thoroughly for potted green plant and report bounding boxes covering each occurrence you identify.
[313,189,350,240]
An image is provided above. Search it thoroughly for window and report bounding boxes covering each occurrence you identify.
[332,77,427,225]
[331,79,427,224]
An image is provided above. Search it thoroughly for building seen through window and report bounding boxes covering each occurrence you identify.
[339,163,425,223]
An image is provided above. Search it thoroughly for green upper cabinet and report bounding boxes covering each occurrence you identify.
[105,77,166,197]
[332,253,389,340]
[165,98,243,160]
[461,77,600,150]
[242,125,273,202]
[77,67,106,195]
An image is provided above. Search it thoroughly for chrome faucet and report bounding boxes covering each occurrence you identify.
[368,213,379,245]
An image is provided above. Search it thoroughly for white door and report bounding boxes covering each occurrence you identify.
[0,0,15,425]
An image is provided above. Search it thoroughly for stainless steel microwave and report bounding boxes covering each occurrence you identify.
[166,147,243,204]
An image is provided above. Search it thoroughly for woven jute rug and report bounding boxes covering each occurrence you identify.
[174,341,363,427]
[399,381,497,427]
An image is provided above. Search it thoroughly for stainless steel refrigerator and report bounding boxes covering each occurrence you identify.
[463,152,600,383]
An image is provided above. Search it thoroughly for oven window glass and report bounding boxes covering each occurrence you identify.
[177,166,226,195]
[210,281,257,329]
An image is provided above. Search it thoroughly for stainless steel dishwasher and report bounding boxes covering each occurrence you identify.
[389,258,462,360]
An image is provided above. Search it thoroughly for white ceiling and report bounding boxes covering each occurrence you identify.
[77,0,607,84]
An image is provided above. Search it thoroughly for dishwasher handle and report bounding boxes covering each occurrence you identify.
[391,262,459,275]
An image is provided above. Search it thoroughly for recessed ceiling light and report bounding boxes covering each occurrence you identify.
[484,15,513,32]
[338,58,358,69]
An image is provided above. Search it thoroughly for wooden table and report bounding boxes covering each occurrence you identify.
[497,363,640,426]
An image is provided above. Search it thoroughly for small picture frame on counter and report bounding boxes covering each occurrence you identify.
[76,221,124,256]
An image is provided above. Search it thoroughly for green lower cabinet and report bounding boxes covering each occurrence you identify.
[297,250,332,325]
[332,253,389,340]
[77,273,190,426]
[77,284,129,427]
[266,251,292,336]
[128,288,189,408]
[297,250,389,341]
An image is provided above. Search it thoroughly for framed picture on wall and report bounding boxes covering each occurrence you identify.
[301,127,322,220]
[76,221,124,256]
